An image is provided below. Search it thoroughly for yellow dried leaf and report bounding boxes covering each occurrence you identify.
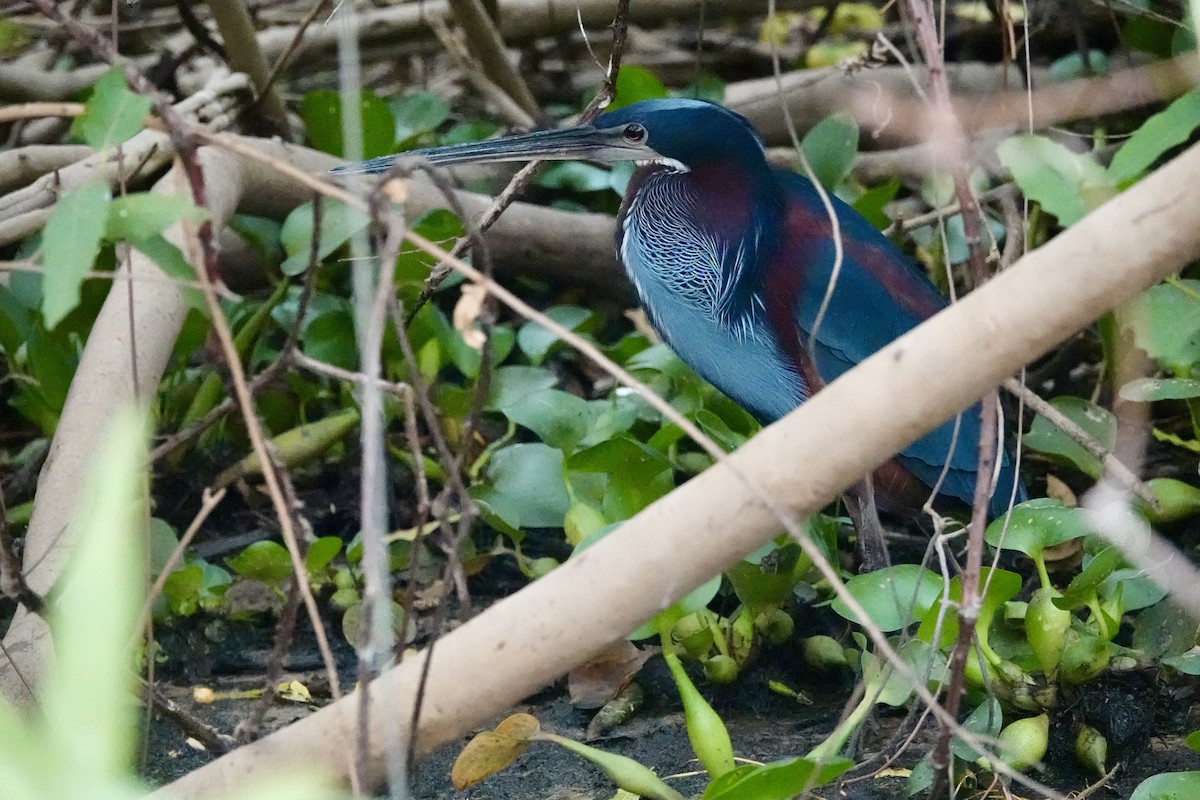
[451,714,539,789]
[276,679,312,703]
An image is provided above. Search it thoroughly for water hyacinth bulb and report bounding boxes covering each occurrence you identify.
[985,712,1050,773]
[1026,587,1072,677]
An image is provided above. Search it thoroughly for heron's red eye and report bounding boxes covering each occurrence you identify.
[623,123,647,143]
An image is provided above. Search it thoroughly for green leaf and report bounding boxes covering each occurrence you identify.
[985,499,1093,558]
[864,638,946,707]
[74,68,151,149]
[486,365,559,411]
[951,697,1003,763]
[1023,396,1116,479]
[1163,647,1200,675]
[1110,92,1200,184]
[300,88,395,159]
[1100,567,1166,612]
[1054,547,1123,610]
[394,209,465,286]
[1188,730,1200,752]
[41,181,111,329]
[567,436,674,522]
[997,134,1115,225]
[475,443,571,529]
[830,564,943,631]
[800,113,860,189]
[305,536,343,573]
[440,118,500,146]
[226,541,294,584]
[105,193,205,241]
[195,559,232,610]
[42,407,146,780]
[162,565,204,616]
[852,177,901,230]
[701,756,853,800]
[390,91,450,145]
[280,199,371,276]
[1129,772,1200,800]
[0,284,32,355]
[501,389,596,452]
[634,574,724,641]
[906,755,936,796]
[1132,599,1195,659]
[438,321,515,381]
[304,308,358,369]
[128,234,198,283]
[517,306,593,365]
[693,408,747,452]
[609,66,668,110]
[1123,280,1200,374]
[24,326,75,416]
[1124,15,1176,58]
[674,73,725,104]
[726,542,804,612]
[147,517,180,574]
[1120,377,1200,401]
[577,395,641,447]
[917,567,1021,648]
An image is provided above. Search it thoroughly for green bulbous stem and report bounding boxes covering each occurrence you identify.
[662,652,736,778]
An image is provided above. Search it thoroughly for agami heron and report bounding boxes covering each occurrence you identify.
[338,99,1027,564]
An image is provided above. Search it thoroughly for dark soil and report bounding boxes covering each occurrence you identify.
[140,581,1200,799]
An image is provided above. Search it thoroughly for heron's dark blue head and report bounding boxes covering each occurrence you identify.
[591,99,767,172]
[333,98,770,176]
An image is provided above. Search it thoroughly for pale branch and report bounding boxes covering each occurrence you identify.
[204,0,290,135]
[445,0,540,117]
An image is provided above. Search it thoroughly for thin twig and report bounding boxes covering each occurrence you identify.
[259,0,332,106]
[1002,377,1157,508]
[899,2,1006,793]
[141,680,235,756]
[175,189,344,700]
[0,102,86,124]
[428,14,535,129]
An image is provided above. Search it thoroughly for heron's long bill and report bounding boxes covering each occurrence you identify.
[332,125,640,175]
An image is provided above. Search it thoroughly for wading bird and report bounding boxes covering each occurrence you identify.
[337,98,1026,568]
